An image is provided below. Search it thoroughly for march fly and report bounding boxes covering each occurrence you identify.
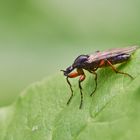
[61,46,139,109]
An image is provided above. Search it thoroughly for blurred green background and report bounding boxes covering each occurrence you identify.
[0,0,140,106]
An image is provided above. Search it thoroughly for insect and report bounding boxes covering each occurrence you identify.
[61,46,139,109]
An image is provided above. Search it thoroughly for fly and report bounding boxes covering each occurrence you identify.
[61,46,139,109]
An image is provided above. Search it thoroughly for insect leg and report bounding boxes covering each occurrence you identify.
[79,74,85,109]
[66,77,74,105]
[66,70,82,105]
[106,59,134,79]
[90,71,98,96]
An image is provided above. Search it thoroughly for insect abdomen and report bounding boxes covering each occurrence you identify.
[108,54,130,65]
[84,52,133,71]
[97,54,131,68]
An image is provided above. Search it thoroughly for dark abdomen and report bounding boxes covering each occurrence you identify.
[108,54,130,65]
[84,53,131,71]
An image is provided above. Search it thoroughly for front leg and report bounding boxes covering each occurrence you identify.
[66,71,80,105]
[66,69,85,106]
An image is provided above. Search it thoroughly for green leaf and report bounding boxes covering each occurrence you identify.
[0,49,140,140]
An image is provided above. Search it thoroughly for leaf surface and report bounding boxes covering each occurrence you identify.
[0,50,140,140]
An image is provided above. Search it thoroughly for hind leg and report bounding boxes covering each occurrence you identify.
[106,59,133,79]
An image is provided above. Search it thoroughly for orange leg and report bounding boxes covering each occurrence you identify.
[106,59,134,79]
[67,71,80,78]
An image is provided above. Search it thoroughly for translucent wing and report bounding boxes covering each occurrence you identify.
[87,46,139,63]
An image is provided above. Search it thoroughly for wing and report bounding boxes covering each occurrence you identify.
[87,46,139,63]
